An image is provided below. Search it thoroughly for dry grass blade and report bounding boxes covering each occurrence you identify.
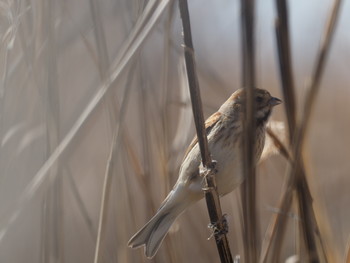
[240,0,258,262]
[178,0,233,262]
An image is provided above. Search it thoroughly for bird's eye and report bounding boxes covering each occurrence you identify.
[256,96,263,103]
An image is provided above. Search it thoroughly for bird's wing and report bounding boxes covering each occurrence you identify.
[156,111,221,212]
[182,111,221,161]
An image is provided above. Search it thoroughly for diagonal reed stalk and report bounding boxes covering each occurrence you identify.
[260,0,343,262]
[178,0,233,262]
[240,0,259,262]
[266,127,291,162]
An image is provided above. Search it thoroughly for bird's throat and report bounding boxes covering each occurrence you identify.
[256,109,271,127]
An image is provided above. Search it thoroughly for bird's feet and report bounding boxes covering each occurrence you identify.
[207,214,229,241]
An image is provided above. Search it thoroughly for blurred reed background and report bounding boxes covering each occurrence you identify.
[0,0,349,262]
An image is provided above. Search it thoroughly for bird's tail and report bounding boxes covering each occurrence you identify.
[127,208,177,258]
[128,185,194,258]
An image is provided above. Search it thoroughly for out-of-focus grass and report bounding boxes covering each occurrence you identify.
[0,0,349,262]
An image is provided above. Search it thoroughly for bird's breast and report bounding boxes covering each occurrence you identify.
[209,136,244,196]
[179,123,266,197]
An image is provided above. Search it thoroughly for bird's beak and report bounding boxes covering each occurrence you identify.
[269,97,282,106]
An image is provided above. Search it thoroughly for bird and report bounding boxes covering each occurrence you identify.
[128,88,282,258]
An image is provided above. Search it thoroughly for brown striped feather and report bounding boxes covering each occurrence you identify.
[182,111,222,161]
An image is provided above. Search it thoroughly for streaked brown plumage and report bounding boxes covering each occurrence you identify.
[128,88,282,258]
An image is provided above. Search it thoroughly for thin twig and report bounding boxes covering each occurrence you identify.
[178,0,233,262]
[240,0,258,262]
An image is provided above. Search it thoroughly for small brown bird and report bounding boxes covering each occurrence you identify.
[128,88,282,258]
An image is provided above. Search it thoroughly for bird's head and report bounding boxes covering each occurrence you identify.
[219,88,282,125]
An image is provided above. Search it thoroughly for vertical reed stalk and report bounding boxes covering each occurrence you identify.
[178,0,233,262]
[240,0,258,262]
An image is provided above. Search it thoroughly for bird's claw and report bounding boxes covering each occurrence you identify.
[207,214,229,241]
[199,160,218,179]
[208,160,217,171]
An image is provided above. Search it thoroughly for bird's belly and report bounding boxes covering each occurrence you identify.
[215,155,243,196]
[209,144,243,196]
[184,140,244,197]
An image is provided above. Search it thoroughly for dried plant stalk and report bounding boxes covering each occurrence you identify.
[240,0,259,262]
[178,0,233,262]
[266,127,291,162]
